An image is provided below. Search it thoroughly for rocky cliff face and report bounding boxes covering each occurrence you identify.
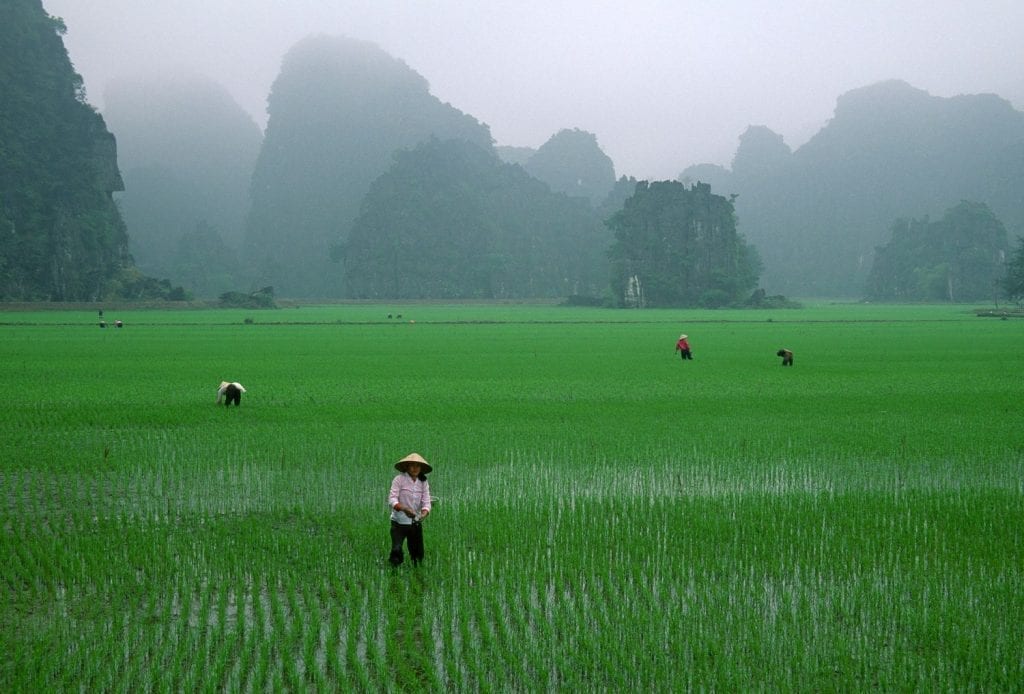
[90,127,125,194]
[0,0,132,300]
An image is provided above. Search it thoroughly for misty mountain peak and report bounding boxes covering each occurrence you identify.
[803,80,1024,157]
[104,71,261,171]
[244,34,494,297]
[731,125,791,178]
[273,34,429,104]
[835,79,929,111]
[724,79,1024,296]
[523,128,616,204]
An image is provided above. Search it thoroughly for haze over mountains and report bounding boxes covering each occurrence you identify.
[106,34,1021,298]
[43,0,1024,182]
[242,35,494,297]
[103,73,262,295]
[681,80,1024,296]
[4,1,1023,302]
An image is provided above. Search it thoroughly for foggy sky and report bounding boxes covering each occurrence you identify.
[42,0,1024,180]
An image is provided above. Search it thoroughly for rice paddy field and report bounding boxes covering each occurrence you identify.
[1,302,1022,691]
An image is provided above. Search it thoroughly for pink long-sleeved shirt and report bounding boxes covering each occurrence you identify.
[388,473,432,525]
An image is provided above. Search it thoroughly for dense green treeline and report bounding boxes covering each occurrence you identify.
[867,201,1009,302]
[104,67,1024,304]
[1002,236,1024,304]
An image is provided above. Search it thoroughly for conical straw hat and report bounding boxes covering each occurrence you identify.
[395,452,432,474]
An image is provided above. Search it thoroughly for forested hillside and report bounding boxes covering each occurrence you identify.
[243,35,493,298]
[0,0,131,300]
[343,139,610,299]
[681,81,1024,297]
[866,201,1008,302]
[607,181,760,307]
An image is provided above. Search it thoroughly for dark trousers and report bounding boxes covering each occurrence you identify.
[679,349,692,360]
[389,520,424,566]
[224,386,241,406]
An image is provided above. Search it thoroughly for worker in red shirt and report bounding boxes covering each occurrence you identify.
[675,334,692,360]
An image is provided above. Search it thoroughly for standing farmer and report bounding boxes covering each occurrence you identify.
[388,452,433,567]
[675,334,693,360]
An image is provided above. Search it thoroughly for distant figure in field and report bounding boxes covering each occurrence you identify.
[777,348,794,366]
[217,381,246,406]
[114,320,123,328]
[388,452,433,567]
[675,334,692,360]
[99,320,106,328]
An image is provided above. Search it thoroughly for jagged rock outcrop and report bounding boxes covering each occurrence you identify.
[0,0,132,300]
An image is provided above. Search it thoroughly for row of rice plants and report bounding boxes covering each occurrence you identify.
[4,439,1020,688]
[419,452,1022,689]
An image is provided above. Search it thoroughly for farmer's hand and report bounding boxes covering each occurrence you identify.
[419,509,429,519]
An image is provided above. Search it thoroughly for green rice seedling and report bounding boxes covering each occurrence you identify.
[207,581,234,691]
[235,578,259,691]
[164,584,192,690]
[453,599,479,691]
[253,639,271,693]
[430,595,456,690]
[299,581,320,687]
[323,589,344,684]
[179,585,211,691]
[346,586,372,691]
[280,581,303,691]
[369,581,392,689]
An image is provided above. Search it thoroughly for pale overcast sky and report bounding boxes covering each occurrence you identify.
[43,0,1024,180]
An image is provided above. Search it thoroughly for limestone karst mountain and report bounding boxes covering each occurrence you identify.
[243,34,493,298]
[0,0,132,300]
[522,128,616,206]
[681,80,1024,296]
